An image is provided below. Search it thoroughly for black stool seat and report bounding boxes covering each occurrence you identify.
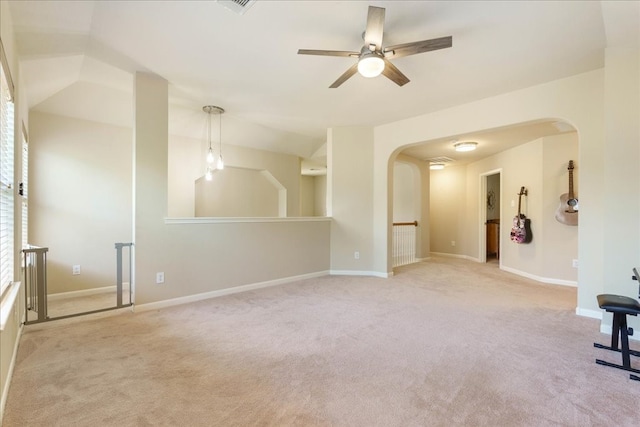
[594,293,640,381]
[597,294,640,314]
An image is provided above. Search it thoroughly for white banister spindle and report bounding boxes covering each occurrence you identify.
[392,221,417,267]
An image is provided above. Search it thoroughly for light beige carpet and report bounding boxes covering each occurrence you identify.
[3,257,640,426]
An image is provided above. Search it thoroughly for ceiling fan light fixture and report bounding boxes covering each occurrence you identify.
[454,141,478,152]
[358,52,385,78]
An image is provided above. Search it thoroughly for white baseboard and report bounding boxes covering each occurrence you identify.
[135,271,329,312]
[576,307,602,319]
[329,270,393,278]
[48,283,130,301]
[500,266,578,287]
[429,253,578,287]
[430,252,475,261]
[1,310,24,423]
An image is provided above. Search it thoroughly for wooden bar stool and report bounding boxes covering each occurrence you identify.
[593,269,640,381]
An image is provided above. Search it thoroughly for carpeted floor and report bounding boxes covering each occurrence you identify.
[3,257,639,426]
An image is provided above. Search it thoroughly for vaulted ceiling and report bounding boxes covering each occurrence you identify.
[6,1,635,166]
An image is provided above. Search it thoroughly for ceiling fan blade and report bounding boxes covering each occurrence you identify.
[329,63,359,88]
[384,36,452,59]
[298,49,359,57]
[364,6,385,50]
[382,60,410,86]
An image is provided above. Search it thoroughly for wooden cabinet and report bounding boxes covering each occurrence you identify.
[486,219,500,259]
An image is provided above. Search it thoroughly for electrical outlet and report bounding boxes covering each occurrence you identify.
[354,251,360,260]
[72,265,81,275]
[156,272,165,284]
[572,259,578,268]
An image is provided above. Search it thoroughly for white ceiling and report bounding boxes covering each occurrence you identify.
[6,1,634,167]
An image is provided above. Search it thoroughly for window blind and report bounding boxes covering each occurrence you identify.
[0,63,14,295]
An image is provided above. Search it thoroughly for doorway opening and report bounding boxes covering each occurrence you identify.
[480,170,501,265]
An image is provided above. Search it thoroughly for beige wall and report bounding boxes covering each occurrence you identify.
[429,164,467,256]
[169,136,302,218]
[195,168,282,217]
[368,62,638,336]
[328,127,375,274]
[541,134,579,282]
[133,74,330,306]
[374,70,602,284]
[314,175,327,217]
[29,112,133,293]
[167,134,201,217]
[300,175,314,216]
[393,162,416,223]
[24,108,310,297]
[430,133,578,283]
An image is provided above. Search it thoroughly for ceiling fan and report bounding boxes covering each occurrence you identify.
[298,5,452,88]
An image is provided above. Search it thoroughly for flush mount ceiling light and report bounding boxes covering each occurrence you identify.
[429,163,445,170]
[203,105,225,181]
[357,50,385,78]
[454,141,478,152]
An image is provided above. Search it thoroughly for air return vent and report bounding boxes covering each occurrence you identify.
[217,0,257,15]
[425,156,454,164]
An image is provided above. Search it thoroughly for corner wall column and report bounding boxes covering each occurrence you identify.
[133,72,168,304]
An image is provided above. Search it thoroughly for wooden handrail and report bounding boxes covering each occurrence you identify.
[392,221,418,227]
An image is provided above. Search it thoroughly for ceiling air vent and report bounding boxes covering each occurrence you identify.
[425,156,454,164]
[217,0,257,15]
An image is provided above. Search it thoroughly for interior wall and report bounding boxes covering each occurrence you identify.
[168,134,201,217]
[29,111,133,293]
[428,133,578,283]
[169,138,302,218]
[195,167,281,217]
[300,175,315,216]
[393,162,416,223]
[429,164,467,256]
[470,138,545,272]
[541,133,579,282]
[313,175,327,217]
[372,70,605,313]
[133,74,330,306]
[328,126,375,274]
[602,46,640,299]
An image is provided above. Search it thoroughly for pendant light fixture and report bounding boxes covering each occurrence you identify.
[203,105,225,180]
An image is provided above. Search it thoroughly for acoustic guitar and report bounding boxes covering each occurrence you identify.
[510,186,532,243]
[555,160,578,226]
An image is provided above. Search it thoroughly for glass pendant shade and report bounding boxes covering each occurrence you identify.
[202,105,225,177]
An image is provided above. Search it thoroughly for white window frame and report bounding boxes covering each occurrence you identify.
[21,125,28,249]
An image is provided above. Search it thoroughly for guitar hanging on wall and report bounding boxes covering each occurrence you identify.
[555,160,578,226]
[510,186,532,244]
